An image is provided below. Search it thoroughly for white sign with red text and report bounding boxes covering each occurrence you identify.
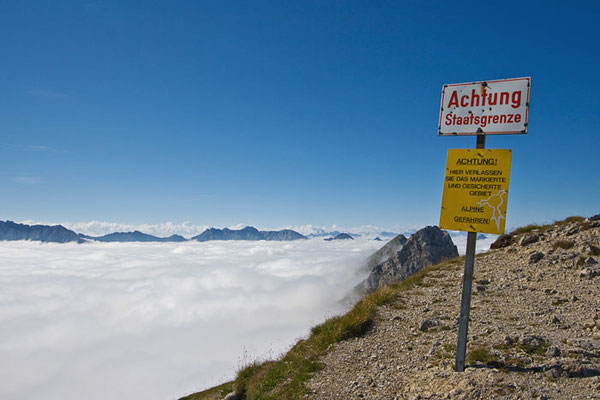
[438,77,530,136]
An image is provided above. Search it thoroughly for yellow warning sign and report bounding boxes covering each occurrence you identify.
[440,149,512,234]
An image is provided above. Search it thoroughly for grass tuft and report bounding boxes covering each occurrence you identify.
[467,346,498,365]
[511,216,586,236]
[511,224,546,235]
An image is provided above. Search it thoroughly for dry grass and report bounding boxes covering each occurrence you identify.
[511,216,585,235]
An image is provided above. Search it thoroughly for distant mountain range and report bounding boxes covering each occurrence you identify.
[0,220,408,244]
[0,220,308,243]
[191,226,306,241]
[0,220,82,243]
[79,231,187,242]
[308,230,399,238]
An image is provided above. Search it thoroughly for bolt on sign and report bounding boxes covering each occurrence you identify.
[438,77,530,135]
[440,149,512,235]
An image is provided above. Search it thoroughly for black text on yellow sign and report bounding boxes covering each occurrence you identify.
[440,149,512,235]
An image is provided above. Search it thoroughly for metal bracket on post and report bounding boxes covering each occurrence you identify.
[455,134,485,372]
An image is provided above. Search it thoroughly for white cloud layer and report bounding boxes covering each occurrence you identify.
[0,238,383,400]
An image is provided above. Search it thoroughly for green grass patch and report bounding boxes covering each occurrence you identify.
[518,341,549,356]
[495,339,549,358]
[467,346,499,365]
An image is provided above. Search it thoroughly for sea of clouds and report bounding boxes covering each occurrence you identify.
[0,228,496,400]
[0,238,384,400]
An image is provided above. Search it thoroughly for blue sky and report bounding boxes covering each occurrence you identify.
[1,0,599,231]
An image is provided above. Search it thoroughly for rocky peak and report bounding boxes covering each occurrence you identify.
[324,233,354,241]
[362,233,408,273]
[356,226,458,294]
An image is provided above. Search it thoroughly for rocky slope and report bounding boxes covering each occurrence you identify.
[307,215,600,399]
[362,234,408,272]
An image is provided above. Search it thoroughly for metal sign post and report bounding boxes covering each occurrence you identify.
[455,134,484,372]
[439,148,512,234]
[438,77,528,372]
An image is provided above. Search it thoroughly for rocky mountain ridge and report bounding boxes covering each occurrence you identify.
[0,220,82,243]
[79,231,187,242]
[0,220,307,243]
[191,226,307,241]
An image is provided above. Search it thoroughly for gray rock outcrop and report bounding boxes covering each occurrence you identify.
[362,233,408,273]
[356,226,458,294]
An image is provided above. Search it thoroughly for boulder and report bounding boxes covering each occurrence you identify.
[490,234,513,249]
[520,234,540,246]
[419,318,439,332]
[529,251,545,264]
